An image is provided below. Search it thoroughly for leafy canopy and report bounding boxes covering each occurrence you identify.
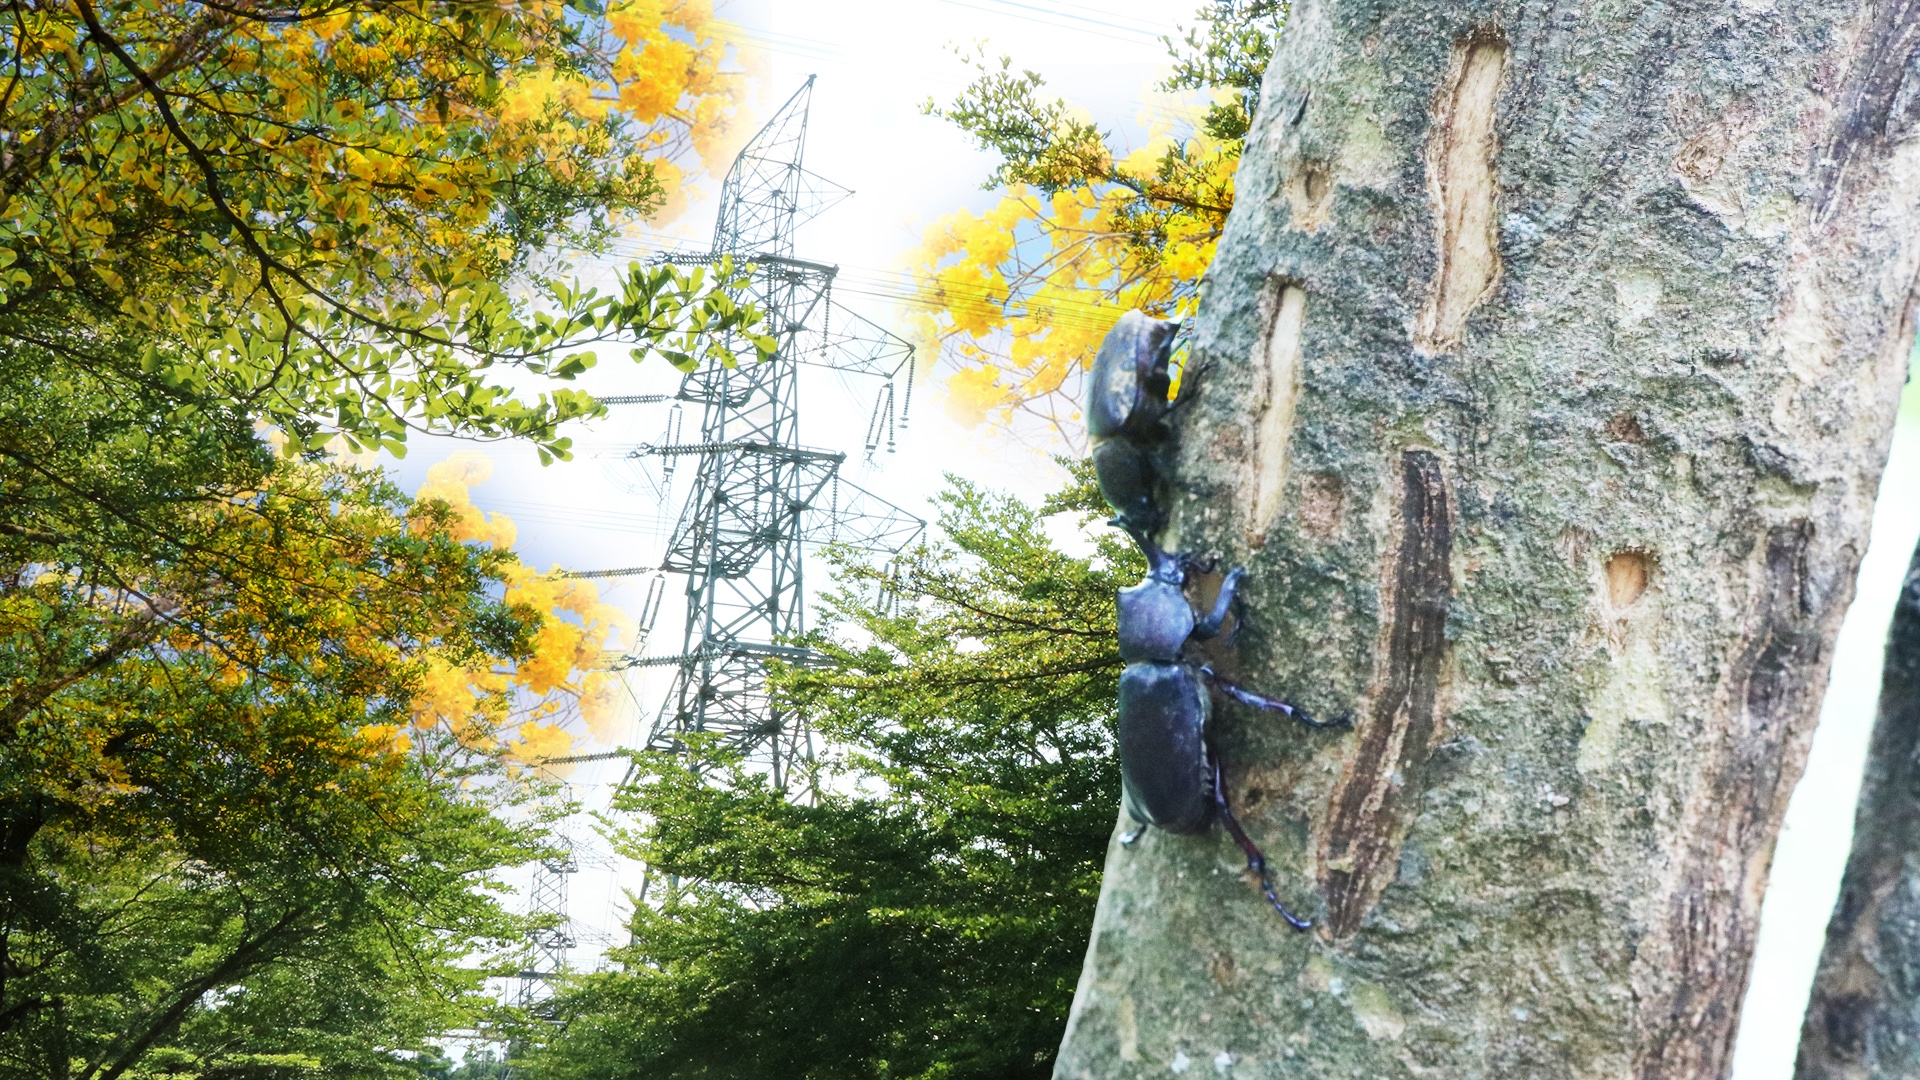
[0,336,639,1078]
[914,1,1285,441]
[0,4,768,1075]
[0,457,530,1080]
[534,469,1140,1080]
[0,0,771,460]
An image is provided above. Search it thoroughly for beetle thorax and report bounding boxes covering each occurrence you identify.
[1117,578,1196,663]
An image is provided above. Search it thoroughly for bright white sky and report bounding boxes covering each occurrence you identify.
[387,5,1920,1072]
[393,0,1194,747]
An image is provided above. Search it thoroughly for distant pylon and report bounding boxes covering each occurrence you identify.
[611,77,923,793]
[513,795,577,1015]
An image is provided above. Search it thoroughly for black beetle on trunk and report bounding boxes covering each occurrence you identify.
[1088,312,1344,929]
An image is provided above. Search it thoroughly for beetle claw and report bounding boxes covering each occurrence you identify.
[1288,705,1351,730]
[1257,874,1315,931]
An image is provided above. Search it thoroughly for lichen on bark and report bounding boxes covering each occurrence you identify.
[1055,2,1920,1078]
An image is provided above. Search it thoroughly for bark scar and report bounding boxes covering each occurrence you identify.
[1246,282,1307,547]
[1318,450,1452,938]
[1414,34,1508,355]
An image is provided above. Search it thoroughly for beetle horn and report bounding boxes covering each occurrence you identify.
[1115,520,1177,576]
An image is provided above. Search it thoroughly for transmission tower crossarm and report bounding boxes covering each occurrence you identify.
[610,642,832,671]
[742,252,839,276]
[594,394,673,405]
[658,251,839,279]
[631,440,847,465]
[531,750,630,765]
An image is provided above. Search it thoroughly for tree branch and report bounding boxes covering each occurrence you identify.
[81,906,310,1080]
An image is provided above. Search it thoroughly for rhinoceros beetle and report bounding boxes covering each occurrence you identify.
[1089,311,1339,930]
[1113,525,1337,929]
[1086,310,1180,534]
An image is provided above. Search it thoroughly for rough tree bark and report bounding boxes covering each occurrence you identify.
[1796,538,1920,1079]
[1055,3,1920,1078]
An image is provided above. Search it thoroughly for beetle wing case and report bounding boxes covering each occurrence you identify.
[1085,311,1177,439]
[1117,662,1213,834]
[1090,438,1160,535]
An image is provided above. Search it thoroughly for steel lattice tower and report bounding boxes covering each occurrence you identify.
[512,835,576,1014]
[614,78,923,792]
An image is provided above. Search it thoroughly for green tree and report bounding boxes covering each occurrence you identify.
[447,1048,510,1080]
[0,339,599,1077]
[535,470,1137,1080]
[0,0,767,462]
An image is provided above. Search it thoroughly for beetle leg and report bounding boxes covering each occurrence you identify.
[1210,755,1311,931]
[1192,566,1245,640]
[1202,667,1349,729]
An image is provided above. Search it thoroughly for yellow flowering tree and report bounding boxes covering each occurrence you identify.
[410,452,636,768]
[1,0,768,461]
[0,435,663,1075]
[0,449,555,1077]
[914,2,1284,442]
[0,2,767,1070]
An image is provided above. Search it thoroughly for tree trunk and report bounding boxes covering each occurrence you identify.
[1796,537,1920,1079]
[1055,3,1920,1078]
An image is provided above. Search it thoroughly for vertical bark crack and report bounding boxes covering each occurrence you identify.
[1415,35,1507,355]
[1318,450,1452,938]
[1814,0,1920,220]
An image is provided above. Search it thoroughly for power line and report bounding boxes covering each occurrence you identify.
[926,0,1171,43]
[594,240,1138,335]
[723,2,1179,65]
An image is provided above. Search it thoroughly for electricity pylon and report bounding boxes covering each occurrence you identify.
[611,77,923,793]
[512,834,576,1015]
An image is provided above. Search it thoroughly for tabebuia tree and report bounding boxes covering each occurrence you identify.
[0,0,768,462]
[0,395,634,1078]
[916,0,1279,440]
[1053,3,1920,1077]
